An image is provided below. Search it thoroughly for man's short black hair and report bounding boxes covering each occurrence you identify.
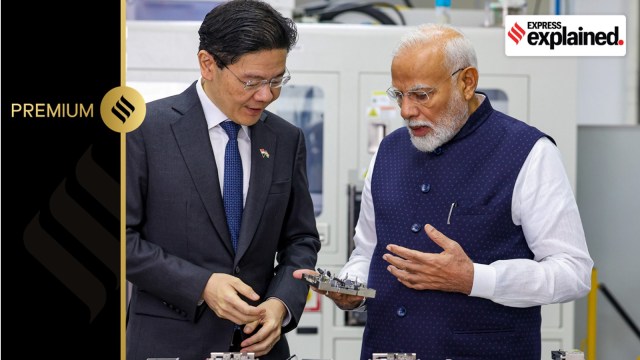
[198,0,298,68]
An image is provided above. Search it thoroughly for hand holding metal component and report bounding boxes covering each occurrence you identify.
[300,267,376,298]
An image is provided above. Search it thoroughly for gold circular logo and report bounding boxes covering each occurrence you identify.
[100,86,146,133]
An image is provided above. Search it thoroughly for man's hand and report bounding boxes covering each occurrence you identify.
[292,269,365,310]
[202,273,265,324]
[383,224,474,294]
[239,298,286,357]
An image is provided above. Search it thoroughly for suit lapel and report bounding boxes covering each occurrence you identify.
[235,117,276,264]
[170,95,234,256]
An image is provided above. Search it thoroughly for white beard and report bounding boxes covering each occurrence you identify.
[407,90,468,153]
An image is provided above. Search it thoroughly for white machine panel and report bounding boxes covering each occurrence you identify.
[269,72,342,265]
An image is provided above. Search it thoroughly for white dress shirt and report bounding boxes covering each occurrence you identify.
[341,130,594,308]
[196,78,251,202]
[196,78,293,324]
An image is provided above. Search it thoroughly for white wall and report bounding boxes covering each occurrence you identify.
[573,0,638,125]
[570,1,640,358]
[575,126,640,359]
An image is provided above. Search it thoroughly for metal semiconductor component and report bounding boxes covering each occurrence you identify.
[551,349,585,360]
[371,353,418,360]
[302,268,376,298]
[207,353,255,360]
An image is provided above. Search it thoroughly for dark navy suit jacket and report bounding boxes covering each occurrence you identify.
[126,82,320,360]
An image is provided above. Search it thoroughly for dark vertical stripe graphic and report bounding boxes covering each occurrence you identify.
[24,212,108,322]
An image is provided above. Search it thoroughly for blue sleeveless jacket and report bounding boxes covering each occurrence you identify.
[363,96,550,360]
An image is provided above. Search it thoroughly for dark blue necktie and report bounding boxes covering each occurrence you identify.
[220,120,243,252]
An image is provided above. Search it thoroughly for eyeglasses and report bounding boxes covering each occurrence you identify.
[386,67,465,106]
[223,64,291,92]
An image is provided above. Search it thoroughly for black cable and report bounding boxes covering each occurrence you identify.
[599,283,640,341]
[402,0,414,8]
[317,2,398,25]
[371,2,406,25]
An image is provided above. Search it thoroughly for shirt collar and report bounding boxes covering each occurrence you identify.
[449,92,492,143]
[196,77,250,137]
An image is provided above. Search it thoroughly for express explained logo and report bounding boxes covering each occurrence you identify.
[509,21,623,49]
[505,15,626,56]
[508,22,526,45]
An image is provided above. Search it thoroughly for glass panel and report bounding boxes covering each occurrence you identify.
[274,85,325,217]
[127,0,224,21]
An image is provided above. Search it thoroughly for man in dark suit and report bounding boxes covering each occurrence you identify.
[126,1,321,359]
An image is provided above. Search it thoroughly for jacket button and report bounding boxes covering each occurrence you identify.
[420,183,431,193]
[235,266,241,274]
[396,306,407,317]
[411,223,421,233]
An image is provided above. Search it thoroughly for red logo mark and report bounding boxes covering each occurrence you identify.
[508,22,526,45]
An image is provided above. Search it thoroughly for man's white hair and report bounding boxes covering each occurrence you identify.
[392,23,478,73]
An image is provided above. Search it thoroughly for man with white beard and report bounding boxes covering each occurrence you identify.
[295,23,593,360]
